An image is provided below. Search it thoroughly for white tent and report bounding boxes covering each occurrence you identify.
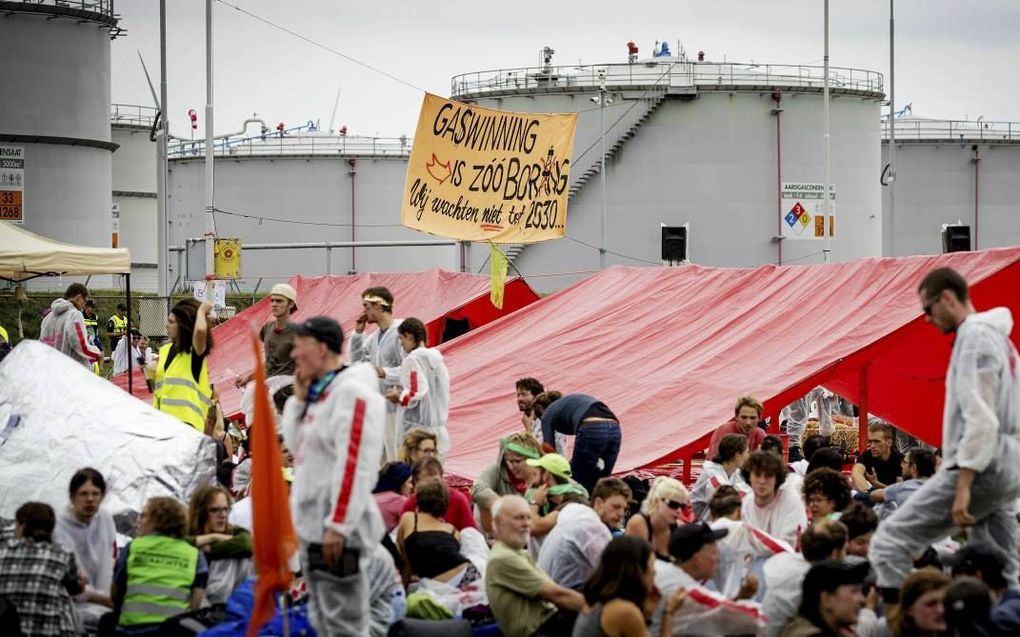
[0,341,216,531]
[0,222,130,282]
[0,222,142,391]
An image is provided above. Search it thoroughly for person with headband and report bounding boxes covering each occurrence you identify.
[349,286,405,461]
[471,433,543,533]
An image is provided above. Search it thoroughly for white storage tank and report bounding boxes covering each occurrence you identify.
[159,54,885,294]
[111,104,158,291]
[0,1,119,262]
[882,118,1020,256]
[451,57,885,290]
[166,131,456,288]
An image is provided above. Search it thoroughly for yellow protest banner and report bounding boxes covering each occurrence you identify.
[489,243,508,309]
[401,93,577,244]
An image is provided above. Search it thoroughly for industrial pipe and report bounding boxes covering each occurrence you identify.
[772,89,783,265]
[348,158,357,273]
[973,145,981,249]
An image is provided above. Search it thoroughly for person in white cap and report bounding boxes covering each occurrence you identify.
[349,286,405,461]
[235,282,299,389]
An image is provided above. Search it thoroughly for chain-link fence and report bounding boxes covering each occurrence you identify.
[0,292,257,354]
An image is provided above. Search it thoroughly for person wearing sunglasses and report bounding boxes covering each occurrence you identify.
[625,477,692,562]
[871,266,1020,605]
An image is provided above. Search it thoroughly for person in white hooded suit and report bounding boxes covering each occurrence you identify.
[386,317,451,458]
[281,316,387,635]
[870,267,1020,600]
[350,286,405,461]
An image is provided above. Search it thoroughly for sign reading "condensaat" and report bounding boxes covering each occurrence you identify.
[0,145,25,224]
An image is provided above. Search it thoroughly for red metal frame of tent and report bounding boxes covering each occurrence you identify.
[114,270,539,416]
[439,248,1020,481]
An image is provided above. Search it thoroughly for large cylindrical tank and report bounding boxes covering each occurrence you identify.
[0,2,118,260]
[161,57,884,294]
[882,118,1020,256]
[167,134,455,288]
[111,104,158,291]
[452,59,885,290]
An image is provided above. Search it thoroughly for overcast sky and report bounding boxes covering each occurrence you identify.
[111,0,1020,139]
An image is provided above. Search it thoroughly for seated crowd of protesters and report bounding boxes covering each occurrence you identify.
[6,273,1020,637]
[9,414,1010,637]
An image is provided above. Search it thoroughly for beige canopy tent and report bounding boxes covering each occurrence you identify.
[0,222,130,281]
[0,222,138,391]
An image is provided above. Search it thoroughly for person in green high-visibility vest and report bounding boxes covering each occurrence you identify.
[110,497,207,632]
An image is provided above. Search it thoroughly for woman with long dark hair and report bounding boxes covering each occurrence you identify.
[154,298,214,430]
[573,535,687,637]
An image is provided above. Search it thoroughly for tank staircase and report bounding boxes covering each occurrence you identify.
[502,86,669,266]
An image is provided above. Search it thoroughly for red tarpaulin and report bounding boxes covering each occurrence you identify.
[440,248,1020,479]
[198,270,537,417]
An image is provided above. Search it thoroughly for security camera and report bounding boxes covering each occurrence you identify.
[590,96,600,104]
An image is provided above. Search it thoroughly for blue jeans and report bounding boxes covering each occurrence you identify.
[571,421,622,494]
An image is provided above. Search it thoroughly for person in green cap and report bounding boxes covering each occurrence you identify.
[524,453,590,538]
[471,433,544,533]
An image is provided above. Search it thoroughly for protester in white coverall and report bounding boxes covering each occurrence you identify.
[385,317,451,459]
[281,316,386,635]
[690,433,751,521]
[782,387,836,461]
[349,286,405,461]
[870,267,1020,600]
[741,450,807,548]
[39,283,104,369]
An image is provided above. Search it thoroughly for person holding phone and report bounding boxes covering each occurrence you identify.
[281,316,386,635]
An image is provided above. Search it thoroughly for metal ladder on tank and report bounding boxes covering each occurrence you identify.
[501,84,670,266]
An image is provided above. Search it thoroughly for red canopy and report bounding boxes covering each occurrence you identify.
[440,248,1020,479]
[203,270,538,417]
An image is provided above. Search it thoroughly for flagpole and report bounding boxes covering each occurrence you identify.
[279,592,290,637]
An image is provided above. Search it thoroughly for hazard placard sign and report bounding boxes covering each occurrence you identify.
[0,145,25,224]
[780,182,835,241]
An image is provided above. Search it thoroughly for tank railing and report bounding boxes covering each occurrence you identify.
[451,61,883,97]
[16,0,116,17]
[883,119,1018,141]
[110,103,158,128]
[168,133,413,158]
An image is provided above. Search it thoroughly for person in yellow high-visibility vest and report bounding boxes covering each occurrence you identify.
[154,299,214,431]
[106,303,129,355]
[0,323,9,344]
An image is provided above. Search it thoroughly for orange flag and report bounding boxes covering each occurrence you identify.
[246,330,298,637]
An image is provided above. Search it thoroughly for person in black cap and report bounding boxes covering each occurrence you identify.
[106,302,129,354]
[780,560,869,637]
[280,315,386,635]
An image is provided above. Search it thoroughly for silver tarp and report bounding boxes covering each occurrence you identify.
[0,340,216,533]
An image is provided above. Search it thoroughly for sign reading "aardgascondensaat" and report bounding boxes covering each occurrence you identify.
[400,93,577,244]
